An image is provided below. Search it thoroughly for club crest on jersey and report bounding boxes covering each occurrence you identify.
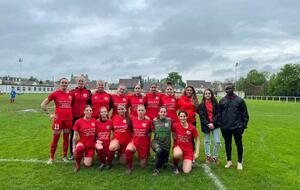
[186,130,191,135]
[92,123,95,127]
[106,125,111,130]
[155,96,159,100]
[104,97,108,101]
[165,123,169,127]
[69,96,72,100]
[122,98,126,102]
[94,96,98,99]
[123,119,127,123]
[172,99,175,102]
[139,99,143,102]
[142,123,146,127]
[83,94,88,98]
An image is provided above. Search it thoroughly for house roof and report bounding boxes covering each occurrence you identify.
[186,80,212,89]
[119,79,141,89]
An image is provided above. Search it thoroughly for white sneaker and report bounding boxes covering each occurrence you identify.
[62,157,69,163]
[47,159,54,165]
[237,162,243,170]
[224,161,233,168]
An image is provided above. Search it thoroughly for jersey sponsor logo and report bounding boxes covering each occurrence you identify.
[92,122,95,127]
[94,96,98,99]
[106,125,111,130]
[186,130,191,135]
[75,93,78,96]
[123,119,127,124]
[83,93,88,98]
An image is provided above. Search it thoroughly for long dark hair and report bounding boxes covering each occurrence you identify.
[118,104,133,132]
[183,85,199,108]
[201,88,218,104]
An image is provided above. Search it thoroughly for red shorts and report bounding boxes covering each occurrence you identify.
[174,146,194,161]
[52,119,72,130]
[133,142,149,160]
[76,144,95,158]
[112,138,130,155]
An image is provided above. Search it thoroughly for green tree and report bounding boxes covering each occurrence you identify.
[164,72,186,87]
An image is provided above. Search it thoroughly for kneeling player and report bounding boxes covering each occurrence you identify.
[125,105,152,174]
[73,105,96,172]
[172,111,200,174]
[95,107,114,170]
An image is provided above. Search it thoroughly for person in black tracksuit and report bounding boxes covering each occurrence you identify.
[219,83,249,170]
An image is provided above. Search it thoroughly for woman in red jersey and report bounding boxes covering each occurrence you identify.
[41,78,73,164]
[129,84,146,117]
[145,83,162,120]
[172,111,200,174]
[177,86,199,126]
[111,85,129,118]
[72,105,96,172]
[125,105,152,174]
[95,107,114,170]
[91,80,112,119]
[69,76,91,160]
[161,82,179,123]
[109,104,132,165]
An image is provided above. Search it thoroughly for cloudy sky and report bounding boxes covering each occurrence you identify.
[1,0,300,82]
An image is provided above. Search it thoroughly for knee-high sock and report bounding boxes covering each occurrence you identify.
[173,157,179,167]
[75,145,85,168]
[63,132,69,157]
[50,133,60,159]
[97,149,106,164]
[125,149,133,169]
[107,151,115,164]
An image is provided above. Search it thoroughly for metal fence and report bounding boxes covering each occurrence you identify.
[244,95,300,103]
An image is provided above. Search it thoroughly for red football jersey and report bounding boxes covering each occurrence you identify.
[161,94,179,122]
[129,95,146,117]
[96,119,112,141]
[70,87,91,117]
[112,115,132,144]
[73,118,96,148]
[177,95,196,124]
[48,89,72,120]
[145,92,162,120]
[111,94,129,117]
[131,117,152,146]
[172,123,199,152]
[91,91,111,118]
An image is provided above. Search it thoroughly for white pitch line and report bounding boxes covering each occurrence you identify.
[200,163,226,190]
[0,158,72,164]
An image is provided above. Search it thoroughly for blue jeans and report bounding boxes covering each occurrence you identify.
[204,128,221,159]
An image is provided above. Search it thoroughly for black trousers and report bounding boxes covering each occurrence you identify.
[151,141,170,170]
[221,128,244,163]
[69,117,81,156]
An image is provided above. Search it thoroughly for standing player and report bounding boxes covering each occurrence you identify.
[129,84,146,117]
[111,85,129,118]
[109,104,132,165]
[161,82,179,123]
[10,86,17,103]
[95,107,114,170]
[72,105,96,172]
[151,106,173,176]
[125,105,152,174]
[69,76,91,160]
[172,111,200,174]
[41,78,73,164]
[91,80,112,119]
[198,89,221,164]
[145,83,162,120]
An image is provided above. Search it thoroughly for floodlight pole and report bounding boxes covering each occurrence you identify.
[235,62,239,84]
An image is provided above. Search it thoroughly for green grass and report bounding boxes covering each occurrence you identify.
[0,94,299,190]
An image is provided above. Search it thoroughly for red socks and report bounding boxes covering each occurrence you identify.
[50,133,60,159]
[125,149,133,169]
[75,145,85,168]
[107,151,115,164]
[63,132,69,157]
[97,149,106,164]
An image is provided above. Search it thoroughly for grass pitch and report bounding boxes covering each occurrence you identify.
[0,94,299,190]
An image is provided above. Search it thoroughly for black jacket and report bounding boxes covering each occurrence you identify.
[198,100,220,133]
[219,94,249,130]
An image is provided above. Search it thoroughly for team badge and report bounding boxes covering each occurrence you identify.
[139,99,143,103]
[75,93,78,96]
[165,123,169,127]
[92,123,95,127]
[104,97,108,101]
[123,119,127,123]
[142,123,146,127]
[83,94,88,98]
[155,96,159,100]
[123,98,126,102]
[172,99,175,102]
[106,125,111,130]
[94,96,98,99]
[69,96,72,100]
[186,130,191,135]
